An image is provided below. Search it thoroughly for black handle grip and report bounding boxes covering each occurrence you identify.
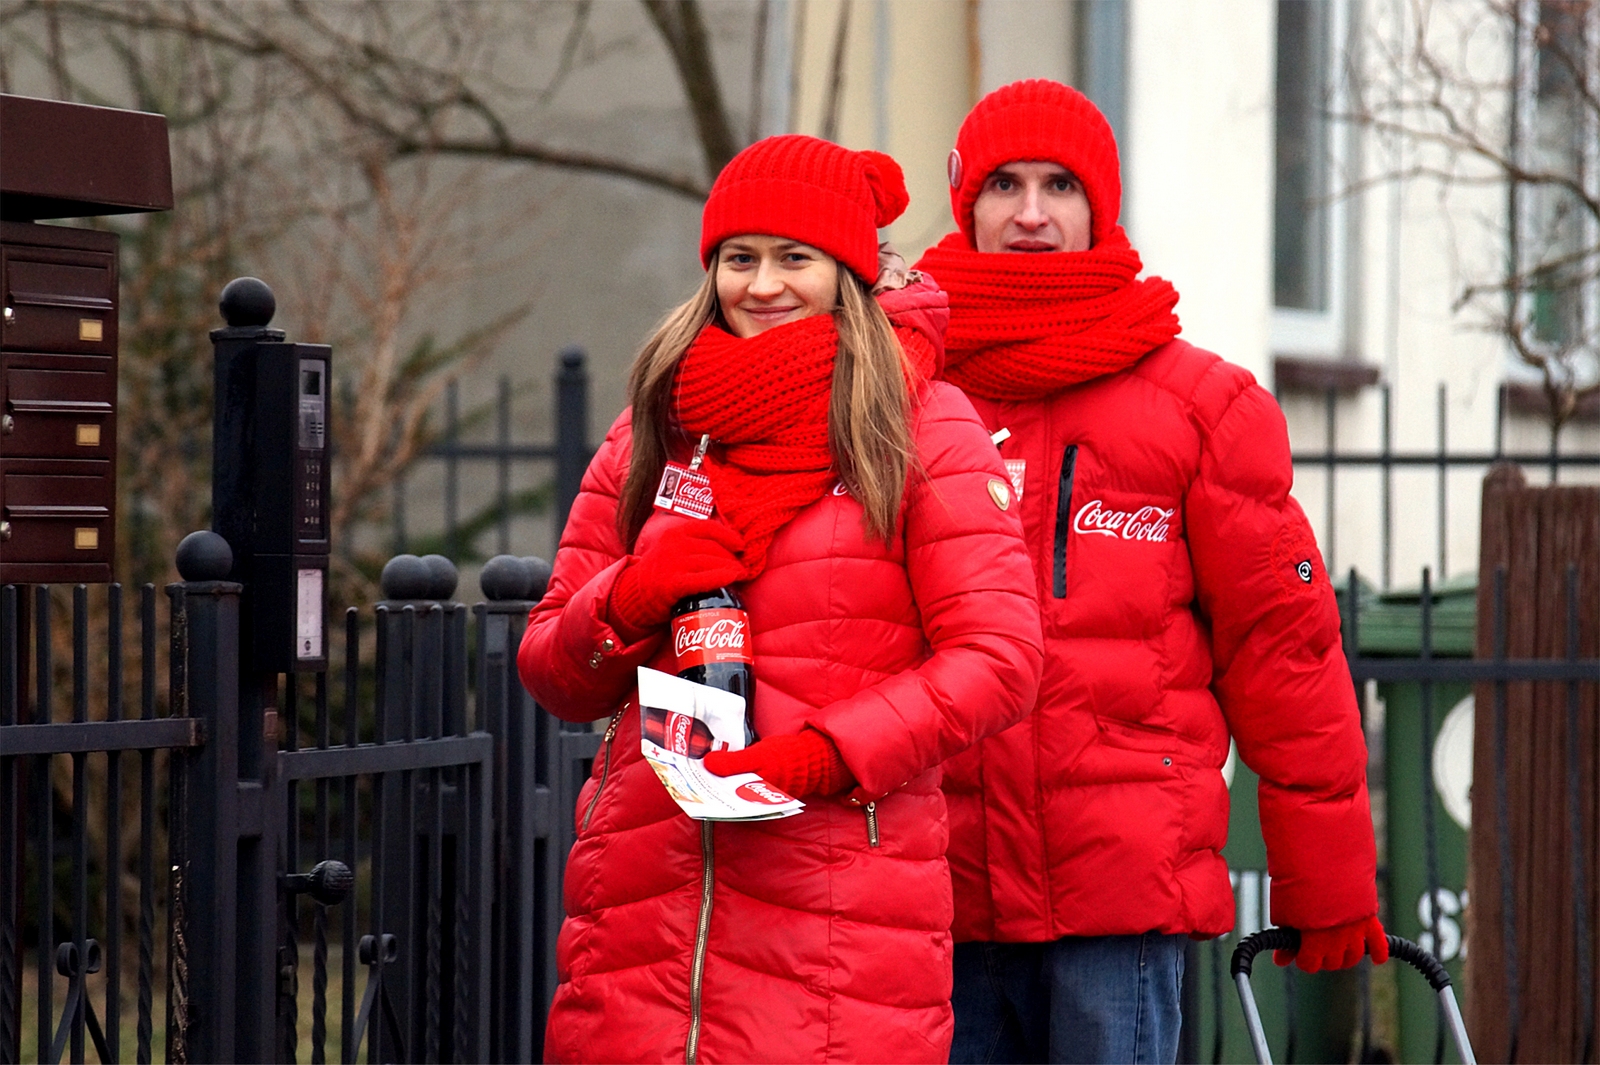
[1230,927,1453,992]
[1386,935,1453,991]
[1230,927,1300,978]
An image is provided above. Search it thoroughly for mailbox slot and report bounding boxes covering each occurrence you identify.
[3,358,116,458]
[2,246,117,355]
[1,461,114,567]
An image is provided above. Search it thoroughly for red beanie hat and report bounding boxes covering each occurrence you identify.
[948,79,1122,248]
[701,134,909,283]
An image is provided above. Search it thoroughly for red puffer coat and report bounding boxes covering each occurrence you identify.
[942,338,1377,942]
[519,383,1043,1063]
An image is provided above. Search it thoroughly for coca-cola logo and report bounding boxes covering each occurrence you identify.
[1072,499,1175,543]
[668,712,693,755]
[735,780,793,805]
[674,617,747,656]
[677,481,714,506]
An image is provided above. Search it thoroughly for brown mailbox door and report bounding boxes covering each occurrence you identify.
[1,246,117,356]
[0,461,114,565]
[2,357,116,458]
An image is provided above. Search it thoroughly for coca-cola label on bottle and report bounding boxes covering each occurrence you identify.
[671,608,753,669]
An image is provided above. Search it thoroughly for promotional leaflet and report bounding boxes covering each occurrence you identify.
[636,667,803,822]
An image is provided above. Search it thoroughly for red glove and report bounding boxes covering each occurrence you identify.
[608,520,745,643]
[703,728,855,798]
[1274,916,1389,973]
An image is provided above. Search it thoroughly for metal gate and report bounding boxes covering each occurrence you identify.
[1,277,601,1064]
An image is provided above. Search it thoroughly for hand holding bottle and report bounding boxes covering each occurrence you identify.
[607,520,745,642]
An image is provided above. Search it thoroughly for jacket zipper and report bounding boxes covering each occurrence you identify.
[685,819,715,1063]
[1053,444,1080,598]
[579,710,623,833]
[865,801,880,847]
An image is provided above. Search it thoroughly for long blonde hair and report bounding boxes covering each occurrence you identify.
[617,263,914,548]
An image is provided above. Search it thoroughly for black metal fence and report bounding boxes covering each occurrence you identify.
[1286,381,1600,588]
[0,546,610,1064]
[393,349,591,565]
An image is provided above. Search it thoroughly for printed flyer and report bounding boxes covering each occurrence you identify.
[636,667,803,822]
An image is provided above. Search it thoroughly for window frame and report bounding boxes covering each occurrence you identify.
[1270,0,1354,360]
[1510,0,1600,368]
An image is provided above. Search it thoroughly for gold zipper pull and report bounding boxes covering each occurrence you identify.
[865,801,880,848]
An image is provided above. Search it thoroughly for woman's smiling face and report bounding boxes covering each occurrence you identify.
[715,235,840,338]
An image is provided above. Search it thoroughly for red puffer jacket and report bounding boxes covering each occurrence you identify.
[519,383,1043,1063]
[942,338,1377,942]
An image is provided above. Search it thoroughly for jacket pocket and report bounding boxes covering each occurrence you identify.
[1053,444,1079,598]
[1070,715,1187,784]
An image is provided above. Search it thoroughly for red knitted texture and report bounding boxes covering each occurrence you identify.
[917,232,1181,400]
[700,135,909,283]
[673,316,839,579]
[673,316,934,578]
[950,79,1123,248]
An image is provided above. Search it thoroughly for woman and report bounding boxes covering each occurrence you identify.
[518,135,1043,1064]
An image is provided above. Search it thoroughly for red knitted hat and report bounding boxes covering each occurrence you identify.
[701,134,909,283]
[948,79,1122,248]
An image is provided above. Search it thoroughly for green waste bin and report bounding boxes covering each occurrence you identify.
[1360,575,1475,1065]
[1190,751,1363,1055]
[1190,753,1360,1063]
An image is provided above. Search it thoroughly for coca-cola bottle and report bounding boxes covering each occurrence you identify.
[641,707,717,757]
[669,586,757,745]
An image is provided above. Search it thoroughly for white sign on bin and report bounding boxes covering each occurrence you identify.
[297,568,323,659]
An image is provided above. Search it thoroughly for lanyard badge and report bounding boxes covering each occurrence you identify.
[654,433,716,519]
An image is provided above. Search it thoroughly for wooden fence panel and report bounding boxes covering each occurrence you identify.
[1469,464,1600,1063]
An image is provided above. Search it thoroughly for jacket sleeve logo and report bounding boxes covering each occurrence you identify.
[1296,559,1314,583]
[987,477,1012,510]
[1072,499,1175,543]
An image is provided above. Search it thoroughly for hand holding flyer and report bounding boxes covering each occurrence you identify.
[636,667,803,821]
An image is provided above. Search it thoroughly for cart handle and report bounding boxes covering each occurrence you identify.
[1229,929,1453,992]
[1228,928,1474,1065]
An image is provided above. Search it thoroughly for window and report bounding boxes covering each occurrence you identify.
[1272,0,1352,358]
[1512,1,1598,365]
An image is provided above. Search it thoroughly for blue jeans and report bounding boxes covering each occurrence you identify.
[949,934,1187,1064]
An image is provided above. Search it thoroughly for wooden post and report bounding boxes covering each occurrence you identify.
[1469,463,1600,1063]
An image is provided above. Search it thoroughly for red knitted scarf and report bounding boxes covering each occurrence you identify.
[671,314,933,579]
[916,230,1181,401]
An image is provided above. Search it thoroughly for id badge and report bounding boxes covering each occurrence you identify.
[1005,459,1027,502]
[654,462,715,519]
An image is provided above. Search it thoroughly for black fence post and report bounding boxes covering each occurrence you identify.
[476,555,554,1063]
[555,347,589,535]
[168,532,243,1064]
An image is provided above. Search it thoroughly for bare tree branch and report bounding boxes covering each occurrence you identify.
[35,0,728,199]
[640,0,740,179]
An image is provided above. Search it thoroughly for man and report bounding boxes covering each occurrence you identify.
[916,79,1385,1065]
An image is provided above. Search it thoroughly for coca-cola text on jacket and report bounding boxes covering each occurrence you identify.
[1072,499,1175,543]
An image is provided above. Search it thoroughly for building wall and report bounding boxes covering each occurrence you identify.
[5,0,1563,589]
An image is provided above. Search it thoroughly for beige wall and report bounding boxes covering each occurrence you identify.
[784,0,974,258]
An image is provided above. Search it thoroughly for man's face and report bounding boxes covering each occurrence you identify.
[971,161,1092,254]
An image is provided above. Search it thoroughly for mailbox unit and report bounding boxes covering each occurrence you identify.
[0,93,173,584]
[0,221,120,582]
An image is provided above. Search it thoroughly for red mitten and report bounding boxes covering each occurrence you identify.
[1274,916,1389,973]
[607,520,745,643]
[702,728,855,798]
